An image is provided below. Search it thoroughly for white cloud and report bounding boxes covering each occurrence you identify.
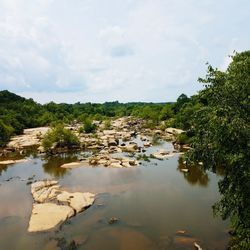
[1,0,250,103]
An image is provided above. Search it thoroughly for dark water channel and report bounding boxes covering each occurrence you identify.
[0,140,229,250]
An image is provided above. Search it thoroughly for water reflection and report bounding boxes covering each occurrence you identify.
[42,153,78,177]
[0,165,8,176]
[177,157,209,187]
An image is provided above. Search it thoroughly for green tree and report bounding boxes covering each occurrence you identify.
[0,120,14,147]
[187,51,250,249]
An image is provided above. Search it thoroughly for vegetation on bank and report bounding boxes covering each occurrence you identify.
[186,51,250,249]
[0,90,196,147]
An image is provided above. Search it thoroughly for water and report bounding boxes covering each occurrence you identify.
[0,141,229,250]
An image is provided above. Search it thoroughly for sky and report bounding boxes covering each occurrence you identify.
[0,0,249,104]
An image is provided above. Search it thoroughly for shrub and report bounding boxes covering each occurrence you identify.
[104,119,112,130]
[176,133,191,145]
[42,124,80,150]
[83,119,96,133]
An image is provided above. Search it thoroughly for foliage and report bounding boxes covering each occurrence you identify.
[42,124,80,150]
[176,132,192,145]
[83,119,96,133]
[0,119,14,147]
[187,51,250,249]
[103,119,112,130]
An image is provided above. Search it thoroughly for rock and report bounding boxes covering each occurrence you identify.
[121,162,132,168]
[28,203,74,232]
[31,180,61,203]
[152,150,175,160]
[120,144,138,153]
[103,130,116,136]
[143,142,151,147]
[60,162,85,169]
[154,130,162,135]
[0,159,28,165]
[110,162,123,168]
[173,232,198,249]
[29,180,96,232]
[176,230,187,234]
[194,242,203,250]
[180,168,189,173]
[165,127,184,135]
[57,191,95,213]
[7,127,49,150]
[108,139,118,147]
[109,217,119,224]
[33,185,61,203]
[31,180,58,194]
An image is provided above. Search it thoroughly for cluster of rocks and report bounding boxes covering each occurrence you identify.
[152,149,176,160]
[1,116,187,155]
[88,154,138,168]
[28,180,95,232]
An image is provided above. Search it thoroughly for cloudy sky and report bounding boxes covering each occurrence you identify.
[0,0,249,103]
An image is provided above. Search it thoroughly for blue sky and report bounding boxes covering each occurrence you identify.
[0,0,249,103]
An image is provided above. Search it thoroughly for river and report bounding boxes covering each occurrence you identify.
[0,139,229,250]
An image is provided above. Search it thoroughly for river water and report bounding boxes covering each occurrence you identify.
[0,140,229,250]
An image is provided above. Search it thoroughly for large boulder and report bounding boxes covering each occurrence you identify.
[28,180,96,232]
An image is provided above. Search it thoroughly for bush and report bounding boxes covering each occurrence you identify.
[176,133,191,145]
[83,119,96,133]
[42,124,80,150]
[104,119,112,130]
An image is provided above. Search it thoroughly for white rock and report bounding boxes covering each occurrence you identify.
[28,203,74,232]
[31,180,58,194]
[0,159,28,165]
[60,162,84,169]
[57,191,95,213]
[109,162,123,168]
[165,127,184,135]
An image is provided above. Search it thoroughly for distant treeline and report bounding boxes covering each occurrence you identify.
[0,90,203,146]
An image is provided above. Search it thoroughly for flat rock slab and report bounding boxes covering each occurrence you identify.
[28,180,96,232]
[28,203,74,232]
[57,191,95,213]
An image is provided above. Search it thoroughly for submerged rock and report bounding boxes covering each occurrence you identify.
[109,217,119,224]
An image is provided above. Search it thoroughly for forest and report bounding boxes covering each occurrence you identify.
[0,51,249,249]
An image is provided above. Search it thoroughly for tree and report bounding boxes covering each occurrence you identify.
[0,120,14,147]
[187,51,250,249]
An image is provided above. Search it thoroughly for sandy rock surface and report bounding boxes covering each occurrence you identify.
[28,180,95,232]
